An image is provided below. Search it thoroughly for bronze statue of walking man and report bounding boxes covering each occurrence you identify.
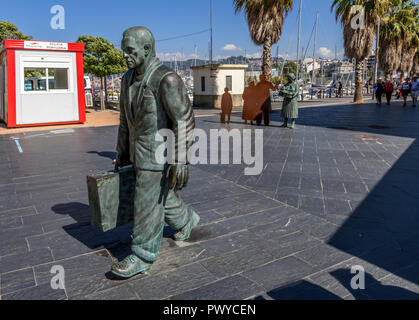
[112,26,200,278]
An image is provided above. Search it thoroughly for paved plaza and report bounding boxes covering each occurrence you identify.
[0,98,419,300]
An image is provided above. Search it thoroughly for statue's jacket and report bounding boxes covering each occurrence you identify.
[116,58,195,171]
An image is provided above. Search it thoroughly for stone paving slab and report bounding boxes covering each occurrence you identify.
[0,99,419,299]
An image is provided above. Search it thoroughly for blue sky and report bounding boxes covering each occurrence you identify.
[1,0,345,61]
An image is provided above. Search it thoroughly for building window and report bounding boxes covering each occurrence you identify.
[201,76,205,92]
[226,75,232,91]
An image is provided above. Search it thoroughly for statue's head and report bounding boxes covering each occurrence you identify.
[224,88,229,93]
[121,26,156,70]
[287,73,296,82]
[259,74,266,82]
[249,81,255,87]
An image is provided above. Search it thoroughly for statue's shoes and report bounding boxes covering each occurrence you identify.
[280,124,288,128]
[173,211,200,241]
[111,254,152,278]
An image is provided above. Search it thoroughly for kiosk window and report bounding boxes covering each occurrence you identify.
[48,68,69,90]
[24,68,46,91]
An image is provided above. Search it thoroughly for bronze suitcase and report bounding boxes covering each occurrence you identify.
[87,167,136,232]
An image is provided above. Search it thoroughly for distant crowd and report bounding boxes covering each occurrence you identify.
[370,76,419,108]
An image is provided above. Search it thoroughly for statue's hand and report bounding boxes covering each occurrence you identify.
[166,164,189,191]
[113,155,131,171]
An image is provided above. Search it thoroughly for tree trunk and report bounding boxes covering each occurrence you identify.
[104,76,108,104]
[262,37,272,82]
[354,59,364,103]
[100,77,105,111]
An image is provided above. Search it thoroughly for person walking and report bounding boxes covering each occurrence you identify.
[375,78,384,105]
[279,73,299,129]
[411,76,418,108]
[338,81,343,98]
[384,78,394,105]
[401,78,411,107]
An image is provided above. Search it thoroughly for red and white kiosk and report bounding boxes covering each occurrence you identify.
[0,40,86,128]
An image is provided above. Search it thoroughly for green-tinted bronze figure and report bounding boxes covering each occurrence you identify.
[112,26,200,278]
[279,73,299,129]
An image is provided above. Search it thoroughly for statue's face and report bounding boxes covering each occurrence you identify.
[121,35,146,70]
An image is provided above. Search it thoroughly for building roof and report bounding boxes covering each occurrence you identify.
[191,64,248,70]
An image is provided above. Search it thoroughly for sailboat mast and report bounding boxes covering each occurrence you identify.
[194,45,197,67]
[312,11,318,85]
[210,0,213,66]
[296,0,302,81]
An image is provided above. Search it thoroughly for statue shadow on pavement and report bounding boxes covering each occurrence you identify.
[51,202,179,264]
[252,269,419,300]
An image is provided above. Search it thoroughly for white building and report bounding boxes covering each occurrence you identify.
[303,58,321,74]
[191,64,248,108]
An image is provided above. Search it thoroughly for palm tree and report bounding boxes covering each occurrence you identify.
[413,51,419,76]
[331,0,389,103]
[233,0,294,81]
[399,3,419,77]
[400,36,418,77]
[379,0,417,77]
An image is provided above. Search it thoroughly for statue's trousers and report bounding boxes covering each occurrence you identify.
[131,169,194,262]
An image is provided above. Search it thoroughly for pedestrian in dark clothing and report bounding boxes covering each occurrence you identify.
[337,81,343,98]
[401,78,411,107]
[375,78,384,105]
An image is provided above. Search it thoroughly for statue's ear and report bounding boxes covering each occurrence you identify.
[144,44,151,56]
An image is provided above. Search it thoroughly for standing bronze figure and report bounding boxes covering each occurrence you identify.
[279,73,299,129]
[112,26,200,278]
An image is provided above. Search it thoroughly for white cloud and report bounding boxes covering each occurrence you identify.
[317,47,334,58]
[221,44,242,51]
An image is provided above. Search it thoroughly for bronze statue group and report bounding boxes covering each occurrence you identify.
[221,73,300,129]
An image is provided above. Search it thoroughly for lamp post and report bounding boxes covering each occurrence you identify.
[373,19,380,100]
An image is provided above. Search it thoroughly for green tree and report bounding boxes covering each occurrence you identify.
[283,61,297,75]
[76,35,127,110]
[233,0,294,81]
[331,0,389,103]
[0,21,31,42]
